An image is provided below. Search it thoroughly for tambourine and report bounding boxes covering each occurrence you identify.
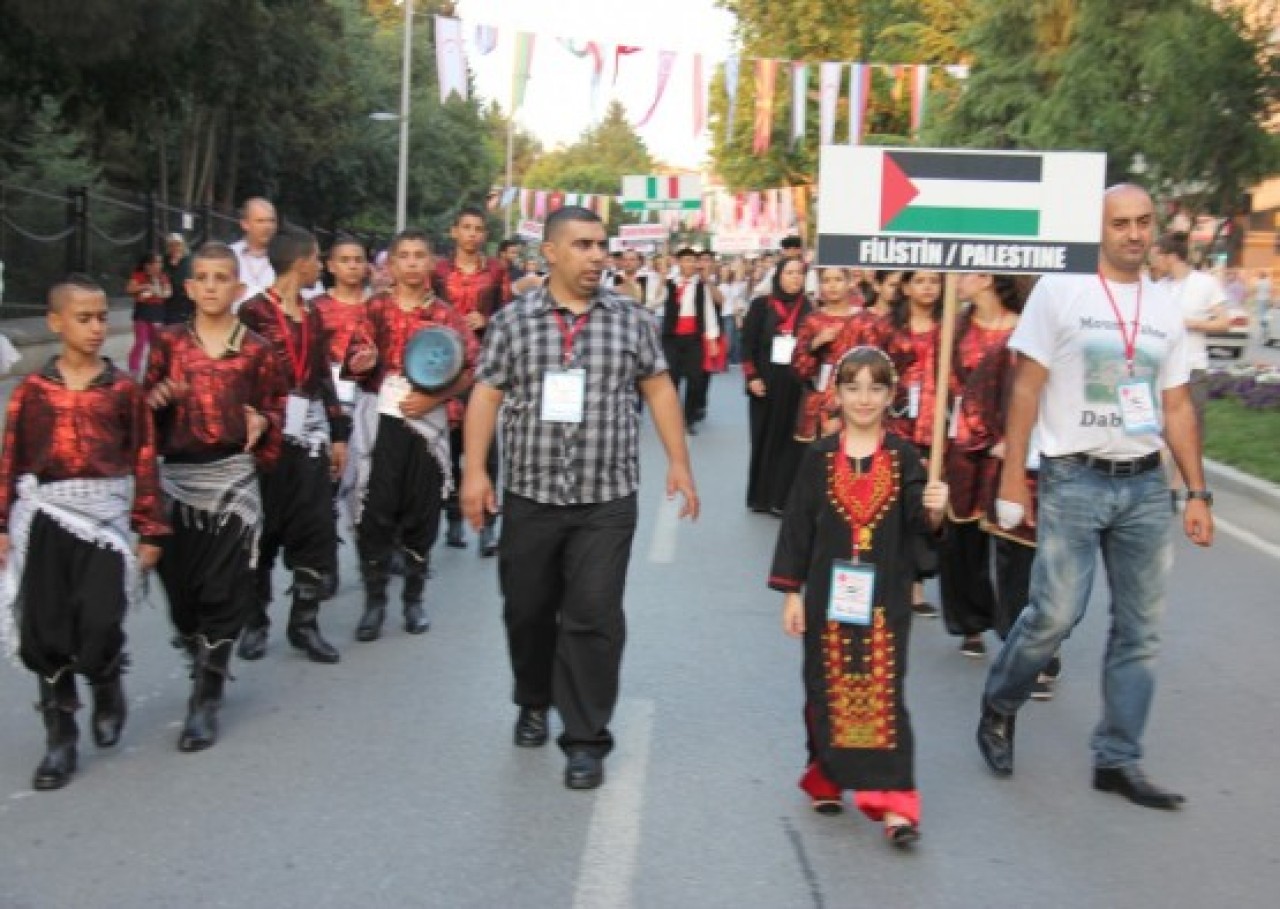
[403,325,464,392]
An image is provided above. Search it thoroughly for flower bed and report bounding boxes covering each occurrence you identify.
[1205,364,1280,410]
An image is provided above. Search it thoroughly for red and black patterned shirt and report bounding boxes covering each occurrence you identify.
[0,359,169,538]
[345,292,480,400]
[238,291,351,442]
[144,323,286,469]
[312,292,368,365]
[431,256,512,328]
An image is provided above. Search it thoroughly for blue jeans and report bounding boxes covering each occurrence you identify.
[984,455,1172,768]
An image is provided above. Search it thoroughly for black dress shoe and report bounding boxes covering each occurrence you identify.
[565,750,604,790]
[977,704,1016,776]
[478,525,498,558]
[403,603,431,635]
[514,707,549,748]
[1093,765,1186,810]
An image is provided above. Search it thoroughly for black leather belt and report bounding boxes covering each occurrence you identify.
[1062,451,1162,477]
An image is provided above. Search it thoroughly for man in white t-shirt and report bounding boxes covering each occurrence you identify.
[1149,231,1228,452]
[977,185,1214,810]
[230,197,278,307]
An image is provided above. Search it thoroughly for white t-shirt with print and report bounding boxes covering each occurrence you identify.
[1160,269,1225,371]
[1010,273,1190,460]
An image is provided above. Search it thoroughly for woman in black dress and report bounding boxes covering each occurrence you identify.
[741,258,811,514]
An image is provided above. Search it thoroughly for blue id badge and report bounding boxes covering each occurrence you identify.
[1116,377,1160,435]
[828,560,875,625]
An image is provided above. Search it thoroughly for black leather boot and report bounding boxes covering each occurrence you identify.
[237,572,272,661]
[286,583,340,664]
[402,561,430,634]
[478,519,498,558]
[179,638,233,753]
[356,557,390,642]
[88,653,129,748]
[33,672,80,790]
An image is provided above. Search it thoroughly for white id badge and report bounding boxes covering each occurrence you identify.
[815,363,833,392]
[828,560,875,626]
[1116,378,1160,435]
[948,395,963,440]
[284,393,310,439]
[330,364,356,405]
[377,374,411,417]
[771,334,798,365]
[541,368,586,423]
[907,383,921,419]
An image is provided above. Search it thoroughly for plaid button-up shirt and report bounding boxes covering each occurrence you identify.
[476,285,668,505]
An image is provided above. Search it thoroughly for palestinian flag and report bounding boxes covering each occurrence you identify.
[881,151,1042,237]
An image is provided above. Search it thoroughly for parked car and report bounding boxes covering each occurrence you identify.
[1207,306,1251,359]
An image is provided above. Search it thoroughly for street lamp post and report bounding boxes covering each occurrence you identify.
[395,0,413,232]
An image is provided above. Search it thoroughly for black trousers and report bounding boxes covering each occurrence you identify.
[939,518,997,637]
[357,416,444,568]
[160,512,257,644]
[662,335,706,425]
[993,536,1035,640]
[254,442,339,615]
[499,492,637,756]
[18,512,127,680]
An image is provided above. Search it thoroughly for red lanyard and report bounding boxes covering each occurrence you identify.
[771,297,804,334]
[552,308,590,366]
[267,290,309,388]
[1098,273,1141,376]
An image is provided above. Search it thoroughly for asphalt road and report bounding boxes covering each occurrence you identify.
[0,360,1279,908]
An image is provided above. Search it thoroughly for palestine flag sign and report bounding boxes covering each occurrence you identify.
[817,147,1106,274]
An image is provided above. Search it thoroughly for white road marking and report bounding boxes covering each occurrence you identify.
[1215,516,1280,561]
[571,699,655,909]
[646,494,681,564]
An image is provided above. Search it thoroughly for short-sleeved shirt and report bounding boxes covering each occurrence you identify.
[476,285,668,505]
[1161,270,1226,371]
[1009,273,1189,460]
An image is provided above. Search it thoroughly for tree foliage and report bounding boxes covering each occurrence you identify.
[0,0,501,237]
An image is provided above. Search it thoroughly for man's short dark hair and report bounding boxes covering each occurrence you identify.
[268,225,318,276]
[698,250,716,260]
[48,274,105,312]
[388,228,433,256]
[1157,231,1190,262]
[455,205,488,226]
[327,234,366,258]
[543,205,602,242]
[191,241,240,275]
[675,247,698,259]
[780,235,803,250]
[499,238,522,255]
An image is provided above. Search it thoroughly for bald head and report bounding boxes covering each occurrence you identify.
[240,197,278,252]
[1100,184,1155,280]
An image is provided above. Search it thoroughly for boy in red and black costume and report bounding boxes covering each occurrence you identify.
[145,242,286,753]
[237,227,350,664]
[0,276,168,790]
[431,206,511,555]
[662,247,722,434]
[346,228,478,640]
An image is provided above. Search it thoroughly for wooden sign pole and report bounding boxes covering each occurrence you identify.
[927,272,960,484]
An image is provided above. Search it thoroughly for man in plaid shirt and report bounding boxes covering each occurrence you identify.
[461,206,699,791]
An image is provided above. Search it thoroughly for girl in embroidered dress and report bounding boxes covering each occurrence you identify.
[770,347,947,847]
[791,268,864,443]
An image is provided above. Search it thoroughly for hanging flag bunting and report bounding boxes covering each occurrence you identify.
[637,51,678,127]
[753,59,779,154]
[848,63,870,145]
[747,191,762,227]
[890,64,907,103]
[534,190,548,219]
[473,24,498,55]
[818,62,842,146]
[548,190,565,213]
[910,65,929,135]
[511,32,536,110]
[946,64,971,81]
[790,62,809,147]
[435,17,468,102]
[559,40,606,117]
[614,45,643,85]
[564,193,580,207]
[724,56,740,143]
[793,185,809,229]
[692,54,707,138]
[500,186,517,208]
[765,189,780,230]
[780,187,794,231]
[598,196,610,223]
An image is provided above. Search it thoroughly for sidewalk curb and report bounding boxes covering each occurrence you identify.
[1204,458,1280,508]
